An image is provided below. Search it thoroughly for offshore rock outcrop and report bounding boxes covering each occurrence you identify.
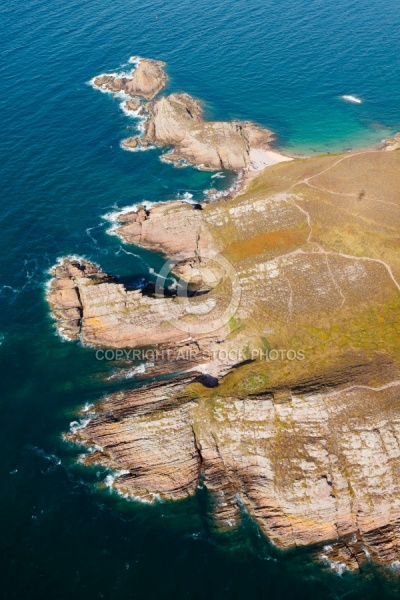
[121,93,279,170]
[93,58,167,100]
[92,56,289,170]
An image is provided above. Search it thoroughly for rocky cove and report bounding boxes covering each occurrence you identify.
[48,57,400,573]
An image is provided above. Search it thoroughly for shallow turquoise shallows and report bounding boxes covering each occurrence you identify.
[1,0,400,597]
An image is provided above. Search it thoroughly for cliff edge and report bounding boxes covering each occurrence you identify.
[49,148,400,571]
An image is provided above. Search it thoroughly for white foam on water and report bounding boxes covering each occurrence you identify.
[362,546,371,559]
[69,417,91,435]
[122,363,148,378]
[55,326,76,343]
[105,469,130,489]
[116,246,151,268]
[27,446,62,473]
[102,200,158,225]
[340,94,363,104]
[128,55,142,65]
[85,224,103,249]
[0,285,20,300]
[114,90,130,100]
[148,267,169,281]
[159,154,191,168]
[107,361,154,381]
[176,191,194,201]
[204,169,244,202]
[87,444,104,453]
[320,553,349,576]
[120,141,156,153]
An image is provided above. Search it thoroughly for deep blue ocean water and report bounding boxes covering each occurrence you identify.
[1,0,400,597]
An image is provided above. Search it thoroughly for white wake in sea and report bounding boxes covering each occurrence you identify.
[340,94,363,104]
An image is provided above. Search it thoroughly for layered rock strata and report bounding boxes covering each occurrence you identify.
[70,373,400,568]
[49,117,400,569]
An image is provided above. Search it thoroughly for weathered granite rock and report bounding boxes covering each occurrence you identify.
[124,59,167,100]
[71,370,400,565]
[120,136,139,150]
[124,99,141,111]
[47,259,115,340]
[51,146,400,569]
[92,74,128,93]
[93,57,291,170]
[93,58,167,100]
[115,201,203,258]
[123,92,276,170]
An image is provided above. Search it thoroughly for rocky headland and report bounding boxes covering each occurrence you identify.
[121,92,284,170]
[49,57,400,572]
[92,56,290,171]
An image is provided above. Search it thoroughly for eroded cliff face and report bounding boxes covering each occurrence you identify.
[49,109,400,569]
[70,373,400,570]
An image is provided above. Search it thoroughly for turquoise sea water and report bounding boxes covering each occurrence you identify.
[1,0,400,597]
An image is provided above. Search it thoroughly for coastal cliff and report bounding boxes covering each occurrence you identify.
[48,57,400,572]
[70,373,400,570]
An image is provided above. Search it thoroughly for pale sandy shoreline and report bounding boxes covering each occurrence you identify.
[248,147,293,171]
[231,146,295,197]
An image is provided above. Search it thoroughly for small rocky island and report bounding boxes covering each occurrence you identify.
[92,57,290,171]
[47,57,400,572]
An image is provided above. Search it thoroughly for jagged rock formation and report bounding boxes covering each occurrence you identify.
[92,56,289,170]
[121,92,278,170]
[93,58,167,100]
[115,201,203,259]
[50,138,400,569]
[71,372,400,569]
[47,259,115,340]
[47,256,222,350]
